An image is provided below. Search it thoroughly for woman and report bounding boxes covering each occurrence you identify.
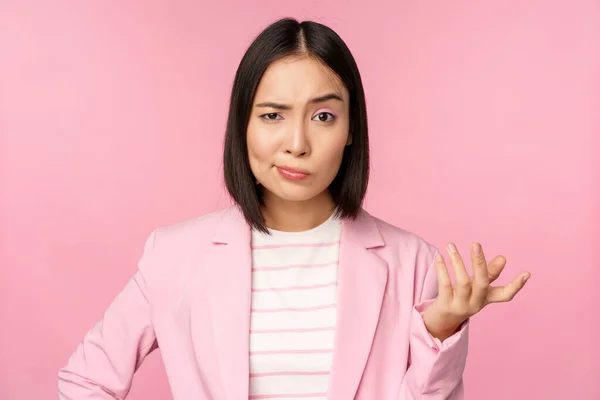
[59,17,530,399]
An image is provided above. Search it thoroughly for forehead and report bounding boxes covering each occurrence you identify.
[254,55,348,102]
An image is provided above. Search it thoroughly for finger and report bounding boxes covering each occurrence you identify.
[487,255,507,283]
[434,251,453,301]
[447,243,471,298]
[470,242,490,307]
[486,273,531,303]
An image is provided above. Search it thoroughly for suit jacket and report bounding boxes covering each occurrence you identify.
[58,206,469,399]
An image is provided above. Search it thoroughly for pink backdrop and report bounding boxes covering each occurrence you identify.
[1,1,598,399]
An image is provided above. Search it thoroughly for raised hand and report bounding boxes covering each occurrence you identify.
[421,242,531,342]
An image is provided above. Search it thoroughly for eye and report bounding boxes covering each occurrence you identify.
[313,112,335,123]
[260,113,282,121]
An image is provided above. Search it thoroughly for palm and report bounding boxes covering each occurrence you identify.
[429,242,530,325]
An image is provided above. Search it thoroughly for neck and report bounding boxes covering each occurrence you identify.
[261,190,335,232]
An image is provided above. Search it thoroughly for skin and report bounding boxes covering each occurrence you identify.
[247,54,351,232]
[422,243,531,341]
[246,54,531,340]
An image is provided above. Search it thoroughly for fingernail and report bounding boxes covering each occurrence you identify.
[435,252,443,262]
[472,243,481,255]
[447,243,457,253]
[522,274,530,283]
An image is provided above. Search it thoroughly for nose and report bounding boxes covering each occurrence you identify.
[284,120,311,157]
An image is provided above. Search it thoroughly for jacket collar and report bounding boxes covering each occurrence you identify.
[212,205,384,249]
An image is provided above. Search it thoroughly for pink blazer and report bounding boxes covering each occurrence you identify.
[58,206,469,399]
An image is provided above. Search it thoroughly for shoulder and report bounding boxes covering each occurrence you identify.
[152,207,229,244]
[360,209,439,277]
[363,209,438,255]
[140,207,236,262]
[136,207,237,284]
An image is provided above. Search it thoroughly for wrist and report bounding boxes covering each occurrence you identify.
[421,309,463,342]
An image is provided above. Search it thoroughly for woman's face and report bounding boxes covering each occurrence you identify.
[246,55,351,205]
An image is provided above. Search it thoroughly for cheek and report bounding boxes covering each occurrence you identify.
[316,128,350,167]
[247,122,277,169]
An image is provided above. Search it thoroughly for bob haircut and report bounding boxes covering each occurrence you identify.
[223,17,369,233]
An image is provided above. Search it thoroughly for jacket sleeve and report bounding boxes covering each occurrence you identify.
[58,231,159,399]
[399,248,469,399]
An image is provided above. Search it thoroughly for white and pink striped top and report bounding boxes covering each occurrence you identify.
[249,213,341,400]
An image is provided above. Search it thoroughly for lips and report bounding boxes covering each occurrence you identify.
[276,165,310,180]
[277,166,309,175]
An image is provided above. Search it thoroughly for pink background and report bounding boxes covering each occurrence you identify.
[1,1,598,399]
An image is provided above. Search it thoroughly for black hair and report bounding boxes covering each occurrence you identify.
[223,17,369,233]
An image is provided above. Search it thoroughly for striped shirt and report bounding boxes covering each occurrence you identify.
[249,213,341,400]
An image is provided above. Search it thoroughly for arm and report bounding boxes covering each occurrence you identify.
[399,249,469,399]
[58,231,159,399]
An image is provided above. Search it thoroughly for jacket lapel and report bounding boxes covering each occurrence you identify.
[204,206,252,400]
[327,210,388,400]
[201,207,387,399]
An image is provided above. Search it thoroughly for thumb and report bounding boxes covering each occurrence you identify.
[487,273,530,303]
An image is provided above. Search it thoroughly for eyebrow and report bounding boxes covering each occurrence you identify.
[254,93,344,110]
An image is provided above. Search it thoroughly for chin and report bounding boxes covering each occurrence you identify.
[275,190,321,203]
[265,183,325,203]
